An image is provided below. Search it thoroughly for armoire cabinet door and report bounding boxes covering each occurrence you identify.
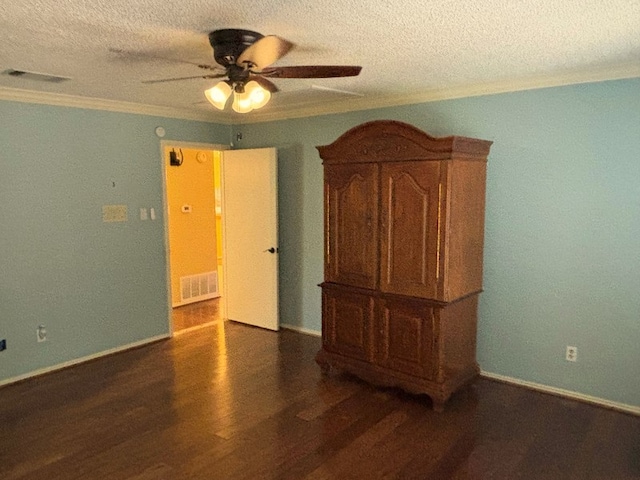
[380,161,441,299]
[325,163,379,289]
[377,297,436,380]
[322,287,374,362]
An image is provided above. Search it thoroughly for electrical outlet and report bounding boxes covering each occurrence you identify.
[36,325,47,343]
[0,339,6,351]
[566,345,577,362]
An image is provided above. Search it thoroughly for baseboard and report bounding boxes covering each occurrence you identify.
[172,293,220,309]
[7,331,634,417]
[0,334,170,388]
[480,370,640,417]
[280,324,322,337]
[173,321,221,336]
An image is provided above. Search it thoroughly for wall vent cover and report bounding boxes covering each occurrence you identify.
[180,271,219,305]
[3,69,71,83]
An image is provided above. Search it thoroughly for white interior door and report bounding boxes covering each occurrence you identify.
[221,148,279,331]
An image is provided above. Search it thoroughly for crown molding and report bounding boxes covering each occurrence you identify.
[0,86,232,124]
[238,63,640,124]
[2,63,639,125]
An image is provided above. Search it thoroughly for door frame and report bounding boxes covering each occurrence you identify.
[160,140,229,337]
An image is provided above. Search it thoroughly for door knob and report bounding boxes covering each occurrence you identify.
[263,247,277,253]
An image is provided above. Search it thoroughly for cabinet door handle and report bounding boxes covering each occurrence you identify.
[263,247,278,254]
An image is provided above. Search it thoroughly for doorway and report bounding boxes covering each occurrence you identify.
[162,143,280,335]
[162,142,227,335]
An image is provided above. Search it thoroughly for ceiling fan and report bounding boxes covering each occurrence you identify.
[141,29,362,113]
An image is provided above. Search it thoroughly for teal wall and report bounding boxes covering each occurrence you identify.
[2,79,638,408]
[234,78,640,407]
[0,101,230,381]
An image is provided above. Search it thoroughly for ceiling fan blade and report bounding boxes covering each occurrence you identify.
[237,36,294,70]
[142,73,227,84]
[109,48,221,72]
[259,65,362,79]
[249,75,279,93]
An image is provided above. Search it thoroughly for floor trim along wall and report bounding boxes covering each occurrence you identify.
[173,321,221,337]
[480,371,639,417]
[0,334,170,388]
[278,326,639,417]
[3,325,636,417]
[280,324,322,337]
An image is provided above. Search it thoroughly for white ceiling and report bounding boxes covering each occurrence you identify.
[1,0,639,122]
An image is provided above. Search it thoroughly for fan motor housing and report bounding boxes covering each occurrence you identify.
[208,29,263,67]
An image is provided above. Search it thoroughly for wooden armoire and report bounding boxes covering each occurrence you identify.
[315,120,492,411]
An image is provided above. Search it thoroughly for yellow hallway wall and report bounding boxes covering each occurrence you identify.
[213,151,223,265]
[165,146,218,306]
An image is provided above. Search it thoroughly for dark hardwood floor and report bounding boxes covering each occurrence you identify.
[1,322,638,479]
[172,298,222,332]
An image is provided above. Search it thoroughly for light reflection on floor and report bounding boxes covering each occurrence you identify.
[172,298,222,333]
[171,306,232,439]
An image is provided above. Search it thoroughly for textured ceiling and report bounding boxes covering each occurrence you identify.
[1,0,639,122]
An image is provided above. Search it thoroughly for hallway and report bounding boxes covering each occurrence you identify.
[172,298,222,333]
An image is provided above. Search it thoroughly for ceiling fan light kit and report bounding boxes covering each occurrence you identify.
[144,28,362,114]
[205,79,271,112]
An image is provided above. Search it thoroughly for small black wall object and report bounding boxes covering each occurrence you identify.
[170,148,183,166]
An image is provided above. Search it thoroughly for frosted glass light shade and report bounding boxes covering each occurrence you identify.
[232,90,254,113]
[204,82,232,110]
[244,81,271,109]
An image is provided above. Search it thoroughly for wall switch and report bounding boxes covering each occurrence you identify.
[0,339,6,351]
[37,325,47,343]
[140,207,148,220]
[566,345,577,362]
[150,208,156,220]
